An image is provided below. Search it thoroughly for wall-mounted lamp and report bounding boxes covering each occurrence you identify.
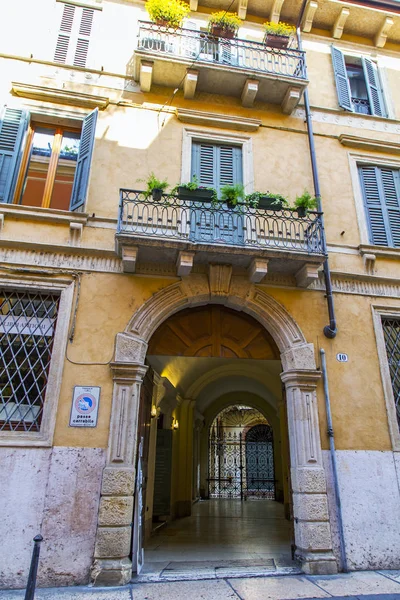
[172,419,179,430]
[151,405,158,419]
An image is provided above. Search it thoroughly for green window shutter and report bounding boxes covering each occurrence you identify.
[361,58,387,118]
[0,107,29,204]
[331,47,353,112]
[191,142,242,197]
[359,165,400,247]
[69,108,98,212]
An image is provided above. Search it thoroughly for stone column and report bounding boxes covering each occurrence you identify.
[281,370,337,575]
[92,361,148,586]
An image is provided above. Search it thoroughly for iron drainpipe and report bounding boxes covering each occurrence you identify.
[320,349,348,572]
[296,3,337,338]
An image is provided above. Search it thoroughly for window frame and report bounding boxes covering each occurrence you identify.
[372,304,400,451]
[13,122,82,209]
[0,278,74,447]
[348,151,400,247]
[181,128,253,194]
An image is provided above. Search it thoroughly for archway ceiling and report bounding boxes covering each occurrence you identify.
[146,355,282,414]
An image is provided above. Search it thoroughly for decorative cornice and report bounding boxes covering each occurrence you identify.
[12,82,109,110]
[0,203,88,225]
[0,247,122,273]
[293,107,400,135]
[339,134,400,154]
[176,108,261,132]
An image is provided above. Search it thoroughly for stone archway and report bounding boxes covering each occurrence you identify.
[92,270,337,585]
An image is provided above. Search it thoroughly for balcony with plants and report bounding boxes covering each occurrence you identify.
[133,0,308,112]
[115,175,325,286]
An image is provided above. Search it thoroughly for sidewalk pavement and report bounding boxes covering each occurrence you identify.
[1,570,400,600]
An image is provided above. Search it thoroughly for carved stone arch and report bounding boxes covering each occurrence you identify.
[119,278,315,372]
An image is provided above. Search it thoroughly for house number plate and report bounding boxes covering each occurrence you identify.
[336,353,348,362]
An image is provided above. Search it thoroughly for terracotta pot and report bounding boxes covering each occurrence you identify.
[264,33,290,49]
[210,24,236,39]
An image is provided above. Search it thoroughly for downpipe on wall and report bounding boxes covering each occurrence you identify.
[296,3,337,338]
[320,350,348,572]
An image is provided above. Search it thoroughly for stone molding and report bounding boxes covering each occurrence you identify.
[176,108,261,132]
[339,134,400,155]
[12,82,110,109]
[293,107,400,135]
[0,246,122,273]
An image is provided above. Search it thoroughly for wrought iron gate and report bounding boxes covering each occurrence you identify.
[208,423,275,499]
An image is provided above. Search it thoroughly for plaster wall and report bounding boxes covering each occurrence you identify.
[323,450,400,570]
[0,447,106,589]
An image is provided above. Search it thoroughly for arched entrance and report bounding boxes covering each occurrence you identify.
[92,274,337,585]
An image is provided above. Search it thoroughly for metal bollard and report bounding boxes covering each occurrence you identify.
[24,535,43,600]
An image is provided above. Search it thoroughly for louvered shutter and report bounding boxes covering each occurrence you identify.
[331,47,353,112]
[191,142,242,196]
[362,57,387,118]
[74,8,94,67]
[54,3,76,64]
[359,166,388,246]
[69,108,98,211]
[0,107,29,204]
[381,168,400,246]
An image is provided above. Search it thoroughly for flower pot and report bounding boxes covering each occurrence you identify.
[210,24,236,39]
[155,19,171,27]
[257,196,283,210]
[177,187,214,202]
[296,206,307,217]
[152,188,164,201]
[264,33,290,49]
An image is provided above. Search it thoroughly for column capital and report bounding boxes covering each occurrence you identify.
[281,369,321,387]
[110,362,148,382]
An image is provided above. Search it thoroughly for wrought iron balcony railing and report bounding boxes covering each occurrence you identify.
[352,97,371,115]
[137,21,307,80]
[117,190,324,255]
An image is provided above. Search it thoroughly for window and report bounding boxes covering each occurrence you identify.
[0,289,60,432]
[331,47,387,117]
[191,141,243,196]
[381,317,400,434]
[0,106,98,211]
[54,3,95,68]
[358,165,400,247]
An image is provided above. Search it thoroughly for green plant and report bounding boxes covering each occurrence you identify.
[145,0,190,28]
[139,172,169,198]
[172,176,218,202]
[208,11,242,33]
[221,183,245,206]
[263,21,296,36]
[294,190,317,211]
[245,191,288,209]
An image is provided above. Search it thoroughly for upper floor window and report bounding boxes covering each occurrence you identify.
[191,141,243,196]
[0,289,60,432]
[0,106,98,212]
[332,47,387,118]
[54,2,95,68]
[358,165,400,247]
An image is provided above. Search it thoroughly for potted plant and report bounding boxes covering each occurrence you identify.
[245,191,288,210]
[221,183,245,207]
[172,176,218,203]
[208,11,242,39]
[145,0,190,28]
[140,172,169,201]
[293,190,317,217]
[263,21,296,49]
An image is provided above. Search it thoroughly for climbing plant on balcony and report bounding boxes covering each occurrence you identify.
[208,11,242,39]
[146,0,190,28]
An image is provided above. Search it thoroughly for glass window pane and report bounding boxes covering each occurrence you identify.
[50,131,81,211]
[20,128,56,207]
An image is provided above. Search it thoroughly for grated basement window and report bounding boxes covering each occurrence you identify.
[382,317,400,433]
[0,289,60,432]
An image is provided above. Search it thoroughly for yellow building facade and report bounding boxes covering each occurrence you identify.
[1,0,400,589]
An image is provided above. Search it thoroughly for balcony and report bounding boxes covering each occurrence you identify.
[133,22,308,112]
[115,190,326,286]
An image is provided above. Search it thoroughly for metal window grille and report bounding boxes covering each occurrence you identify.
[382,317,400,432]
[0,289,60,432]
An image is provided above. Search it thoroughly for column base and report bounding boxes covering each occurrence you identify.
[91,558,132,586]
[297,551,338,575]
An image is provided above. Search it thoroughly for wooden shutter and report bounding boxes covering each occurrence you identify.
[54,4,94,68]
[331,47,353,112]
[54,3,76,64]
[359,165,400,247]
[69,108,98,211]
[191,142,242,196]
[362,58,387,118]
[0,107,29,204]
